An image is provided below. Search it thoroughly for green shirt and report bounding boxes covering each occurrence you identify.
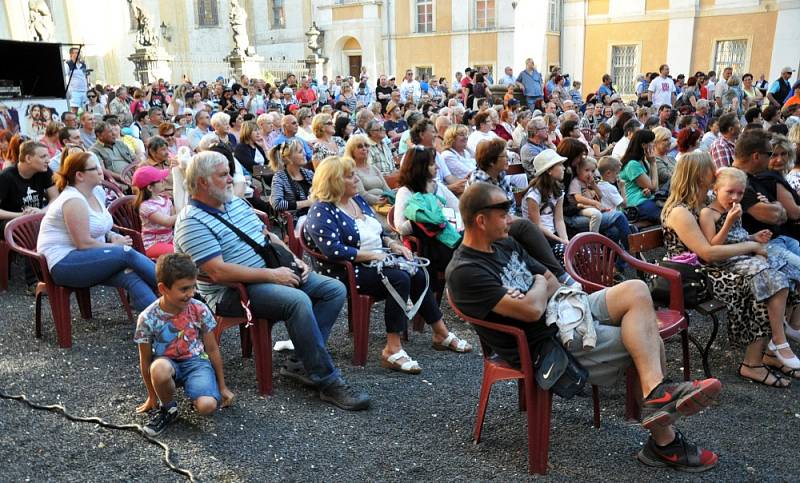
[620,159,652,207]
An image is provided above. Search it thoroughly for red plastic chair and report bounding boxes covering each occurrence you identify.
[108,195,147,255]
[280,211,303,258]
[4,213,133,348]
[448,290,551,474]
[299,222,379,366]
[564,232,691,381]
[198,275,277,395]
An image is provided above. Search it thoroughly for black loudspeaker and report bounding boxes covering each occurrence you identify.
[0,39,66,98]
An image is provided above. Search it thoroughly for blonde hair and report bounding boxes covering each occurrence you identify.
[652,126,671,144]
[311,113,332,138]
[343,134,370,163]
[310,156,355,202]
[597,156,621,175]
[442,124,469,150]
[662,151,716,214]
[238,120,258,145]
[714,167,747,190]
[268,138,304,171]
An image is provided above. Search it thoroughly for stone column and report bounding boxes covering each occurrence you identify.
[128,46,174,85]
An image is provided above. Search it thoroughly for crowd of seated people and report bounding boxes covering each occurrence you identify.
[2,63,800,471]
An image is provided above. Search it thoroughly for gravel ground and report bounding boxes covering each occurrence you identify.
[1,260,799,482]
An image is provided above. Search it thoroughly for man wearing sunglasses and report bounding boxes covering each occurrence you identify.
[447,182,722,472]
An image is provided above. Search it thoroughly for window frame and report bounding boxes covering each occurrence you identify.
[272,0,287,30]
[548,0,562,33]
[474,0,496,30]
[415,0,435,34]
[711,37,751,77]
[607,43,641,96]
[196,0,220,28]
[415,66,434,82]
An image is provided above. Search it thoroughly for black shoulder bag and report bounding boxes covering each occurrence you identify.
[204,210,302,277]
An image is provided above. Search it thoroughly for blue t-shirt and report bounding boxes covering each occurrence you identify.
[134,298,216,361]
[516,69,543,98]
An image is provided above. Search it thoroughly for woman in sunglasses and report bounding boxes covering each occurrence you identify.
[84,89,105,118]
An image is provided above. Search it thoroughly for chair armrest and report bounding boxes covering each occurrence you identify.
[197,275,251,305]
[114,225,146,255]
[615,250,685,313]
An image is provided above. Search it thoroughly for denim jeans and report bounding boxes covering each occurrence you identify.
[600,210,633,251]
[50,246,157,312]
[244,272,346,389]
[632,199,661,222]
[768,235,800,269]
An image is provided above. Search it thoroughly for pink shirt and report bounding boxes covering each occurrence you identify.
[139,195,174,249]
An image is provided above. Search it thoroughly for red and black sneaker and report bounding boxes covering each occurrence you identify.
[637,430,719,472]
[640,378,721,430]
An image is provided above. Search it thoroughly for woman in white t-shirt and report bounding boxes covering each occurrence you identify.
[37,152,157,311]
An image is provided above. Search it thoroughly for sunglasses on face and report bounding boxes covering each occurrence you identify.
[478,200,513,213]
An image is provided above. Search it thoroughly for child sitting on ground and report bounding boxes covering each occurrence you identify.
[133,166,176,259]
[134,253,234,436]
[597,155,626,211]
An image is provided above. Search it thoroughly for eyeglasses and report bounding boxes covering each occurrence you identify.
[87,95,96,99]
[324,122,334,125]
[356,144,368,148]
[477,200,513,213]
[163,132,175,138]
[81,166,100,172]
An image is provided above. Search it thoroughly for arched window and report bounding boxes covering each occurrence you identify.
[197,0,219,27]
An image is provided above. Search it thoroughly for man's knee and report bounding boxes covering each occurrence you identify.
[194,396,218,416]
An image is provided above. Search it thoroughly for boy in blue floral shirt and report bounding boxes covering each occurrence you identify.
[134,253,234,436]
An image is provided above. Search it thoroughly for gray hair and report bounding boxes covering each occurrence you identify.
[696,99,710,111]
[197,132,222,151]
[770,134,796,169]
[210,111,230,129]
[185,151,228,196]
[527,116,546,136]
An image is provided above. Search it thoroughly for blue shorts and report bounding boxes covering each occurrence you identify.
[68,90,87,109]
[163,356,221,402]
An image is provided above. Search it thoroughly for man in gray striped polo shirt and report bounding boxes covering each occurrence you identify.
[174,151,369,411]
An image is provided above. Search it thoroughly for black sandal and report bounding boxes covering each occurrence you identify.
[738,362,790,388]
[762,352,800,380]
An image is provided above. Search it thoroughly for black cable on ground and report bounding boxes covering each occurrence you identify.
[0,388,199,482]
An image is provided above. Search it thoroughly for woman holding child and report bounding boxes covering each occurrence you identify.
[662,152,800,387]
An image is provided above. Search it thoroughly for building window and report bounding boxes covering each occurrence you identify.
[475,0,495,29]
[548,0,561,33]
[713,39,748,76]
[416,0,434,33]
[610,44,638,95]
[197,0,219,27]
[415,66,433,82]
[272,0,286,29]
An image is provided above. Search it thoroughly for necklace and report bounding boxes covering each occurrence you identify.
[338,198,361,219]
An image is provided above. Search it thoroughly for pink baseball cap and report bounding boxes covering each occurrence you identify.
[132,166,169,189]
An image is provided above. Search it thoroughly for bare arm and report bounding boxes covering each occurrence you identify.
[135,343,157,413]
[62,199,114,249]
[775,183,800,220]
[746,201,787,225]
[492,273,559,322]
[202,331,233,406]
[200,253,301,287]
[554,196,569,241]
[699,207,732,246]
[147,211,177,227]
[526,198,562,243]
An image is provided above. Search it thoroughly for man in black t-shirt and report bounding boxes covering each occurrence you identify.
[734,129,787,237]
[0,141,58,238]
[446,182,722,472]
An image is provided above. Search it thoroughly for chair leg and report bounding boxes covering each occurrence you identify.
[250,320,273,396]
[591,385,601,428]
[518,379,526,412]
[527,381,551,475]
[240,323,253,358]
[681,329,691,381]
[412,314,425,333]
[76,289,92,319]
[117,288,133,320]
[351,299,369,366]
[34,291,43,339]
[473,366,495,444]
[624,368,642,422]
[50,288,73,348]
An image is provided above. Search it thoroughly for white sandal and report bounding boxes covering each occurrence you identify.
[381,349,422,374]
[768,340,800,370]
[785,322,800,344]
[432,332,472,353]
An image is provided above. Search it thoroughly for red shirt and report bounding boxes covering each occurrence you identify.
[296,87,317,105]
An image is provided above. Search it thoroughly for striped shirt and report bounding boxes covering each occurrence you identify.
[174,197,266,310]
